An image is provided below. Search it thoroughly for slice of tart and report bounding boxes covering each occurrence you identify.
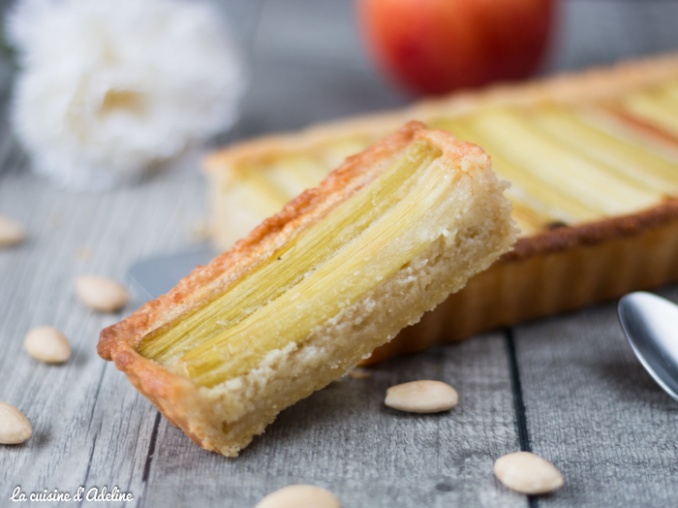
[204,53,678,362]
[98,122,516,456]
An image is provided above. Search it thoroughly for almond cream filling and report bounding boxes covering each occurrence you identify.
[183,154,457,387]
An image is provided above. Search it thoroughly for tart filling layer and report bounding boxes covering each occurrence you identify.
[139,140,446,386]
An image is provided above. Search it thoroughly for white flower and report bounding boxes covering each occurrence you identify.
[7,0,245,190]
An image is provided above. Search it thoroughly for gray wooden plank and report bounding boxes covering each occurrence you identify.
[0,156,209,506]
[224,0,408,143]
[139,333,525,508]
[548,0,678,72]
[234,58,407,140]
[254,0,367,70]
[214,0,265,58]
[513,287,678,507]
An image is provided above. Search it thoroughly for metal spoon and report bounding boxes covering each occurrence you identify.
[618,291,678,401]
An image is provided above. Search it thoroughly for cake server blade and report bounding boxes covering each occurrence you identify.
[128,245,217,300]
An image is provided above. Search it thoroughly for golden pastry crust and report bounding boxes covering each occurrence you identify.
[507,197,678,260]
[99,121,516,455]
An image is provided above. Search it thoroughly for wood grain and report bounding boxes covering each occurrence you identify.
[140,337,523,508]
[0,159,207,503]
[1,0,678,506]
[513,288,678,507]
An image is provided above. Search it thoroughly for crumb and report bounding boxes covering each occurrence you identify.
[47,213,62,229]
[191,221,211,241]
[348,367,371,379]
[76,246,92,262]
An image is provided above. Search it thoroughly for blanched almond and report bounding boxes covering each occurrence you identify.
[255,485,340,508]
[24,326,71,363]
[385,380,458,413]
[494,451,564,495]
[75,275,129,312]
[0,402,32,444]
[0,215,26,247]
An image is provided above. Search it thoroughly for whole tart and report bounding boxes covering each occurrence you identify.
[98,122,516,456]
[204,53,678,362]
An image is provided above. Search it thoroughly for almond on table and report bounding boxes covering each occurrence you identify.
[494,452,564,495]
[98,121,516,456]
[0,402,32,445]
[24,326,71,364]
[255,485,340,508]
[75,275,129,312]
[384,380,458,413]
[0,215,26,247]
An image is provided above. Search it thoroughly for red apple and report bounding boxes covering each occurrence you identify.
[357,0,555,95]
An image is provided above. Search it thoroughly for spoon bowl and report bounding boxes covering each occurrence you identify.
[618,292,678,402]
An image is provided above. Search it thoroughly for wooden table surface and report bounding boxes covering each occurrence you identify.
[2,1,678,507]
